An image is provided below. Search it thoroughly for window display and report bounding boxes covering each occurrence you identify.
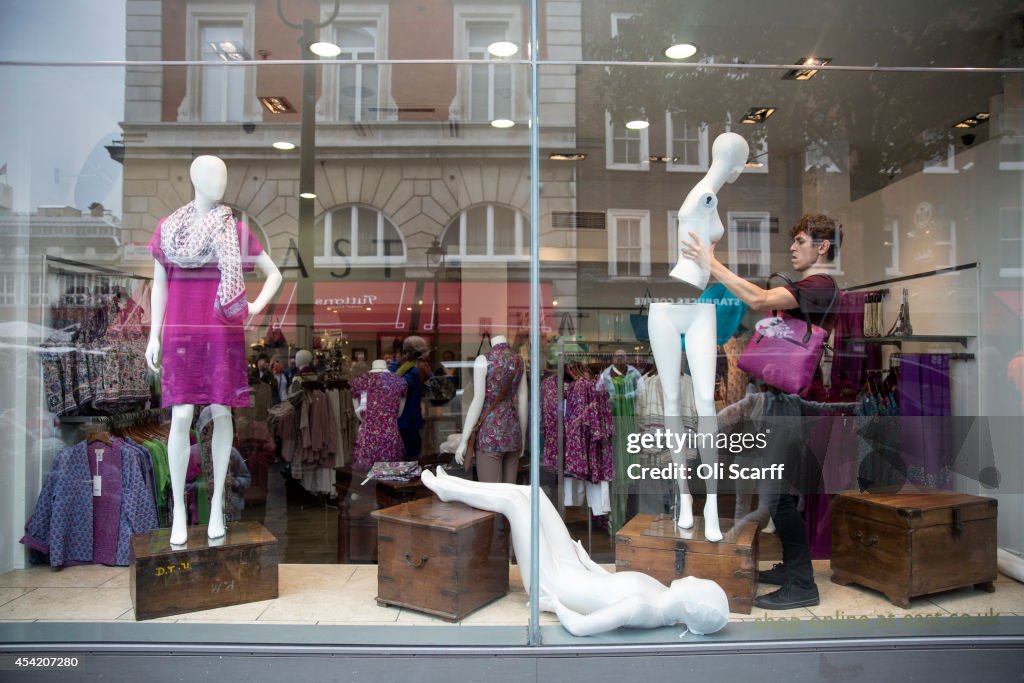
[0,2,1021,674]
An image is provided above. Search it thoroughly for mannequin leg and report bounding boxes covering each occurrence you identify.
[648,305,693,529]
[207,404,233,540]
[167,404,195,546]
[684,309,721,542]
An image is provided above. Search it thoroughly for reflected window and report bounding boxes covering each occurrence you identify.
[180,5,258,123]
[316,205,406,266]
[924,144,958,174]
[0,272,17,306]
[727,212,771,279]
[805,142,843,174]
[666,113,709,172]
[608,210,650,278]
[442,204,527,262]
[1000,207,1022,277]
[453,5,522,123]
[318,7,393,124]
[605,112,649,171]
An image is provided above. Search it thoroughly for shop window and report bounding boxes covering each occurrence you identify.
[805,141,843,173]
[178,4,259,123]
[1000,207,1023,277]
[316,205,407,267]
[608,209,650,278]
[665,113,709,173]
[318,7,394,123]
[744,130,769,174]
[727,211,771,279]
[453,6,523,123]
[441,204,527,262]
[605,111,649,171]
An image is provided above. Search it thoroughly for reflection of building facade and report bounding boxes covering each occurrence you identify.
[120,0,582,354]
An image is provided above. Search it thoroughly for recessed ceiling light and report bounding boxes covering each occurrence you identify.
[487,41,519,57]
[310,42,342,58]
[974,112,990,120]
[664,43,698,60]
[259,96,296,114]
[782,57,831,81]
[549,152,587,161]
[625,119,650,130]
[744,161,764,168]
[740,107,776,124]
[647,155,678,163]
[552,300,558,307]
[272,141,296,150]
[299,192,317,199]
[491,119,515,128]
[953,112,990,129]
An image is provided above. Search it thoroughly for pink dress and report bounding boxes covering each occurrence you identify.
[350,371,408,471]
[147,218,264,407]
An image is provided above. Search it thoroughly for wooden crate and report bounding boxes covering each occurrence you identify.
[335,466,431,564]
[615,514,758,614]
[130,522,279,621]
[372,497,509,621]
[831,488,997,608]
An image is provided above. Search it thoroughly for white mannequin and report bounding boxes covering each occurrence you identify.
[649,132,749,543]
[145,155,283,545]
[353,359,405,419]
[455,334,529,475]
[422,468,730,636]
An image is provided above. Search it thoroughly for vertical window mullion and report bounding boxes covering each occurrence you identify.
[460,211,468,257]
[515,211,523,256]
[486,204,495,256]
[350,206,359,257]
[377,210,384,258]
[323,211,332,260]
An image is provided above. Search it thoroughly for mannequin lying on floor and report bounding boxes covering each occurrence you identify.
[420,468,730,637]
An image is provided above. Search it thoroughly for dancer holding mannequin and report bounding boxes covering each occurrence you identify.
[146,155,282,546]
[455,334,527,483]
[650,132,749,543]
[421,467,729,636]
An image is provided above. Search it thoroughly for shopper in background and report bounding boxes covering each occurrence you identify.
[680,212,842,611]
[389,335,434,460]
[270,358,289,405]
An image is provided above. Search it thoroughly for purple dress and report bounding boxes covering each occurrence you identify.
[475,342,524,454]
[147,219,264,407]
[350,371,408,471]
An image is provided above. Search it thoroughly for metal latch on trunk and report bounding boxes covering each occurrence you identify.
[675,544,687,575]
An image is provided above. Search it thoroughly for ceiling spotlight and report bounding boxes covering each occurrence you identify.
[258,96,296,114]
[310,42,342,58]
[625,119,650,130]
[740,107,776,124]
[487,41,519,57]
[272,141,296,150]
[953,112,990,129]
[549,152,587,161]
[744,161,764,168]
[782,57,832,81]
[491,119,515,128]
[552,300,559,307]
[664,43,698,60]
[647,155,679,163]
[299,192,317,199]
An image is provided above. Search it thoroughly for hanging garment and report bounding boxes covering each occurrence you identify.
[898,354,953,489]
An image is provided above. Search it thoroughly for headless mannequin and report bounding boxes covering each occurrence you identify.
[455,334,528,483]
[353,359,406,417]
[145,156,283,546]
[422,468,729,636]
[649,132,749,543]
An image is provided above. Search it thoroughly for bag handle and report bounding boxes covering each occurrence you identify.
[766,272,838,343]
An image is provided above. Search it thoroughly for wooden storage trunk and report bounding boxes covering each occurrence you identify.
[831,488,997,608]
[130,522,279,620]
[372,497,509,621]
[615,514,758,614]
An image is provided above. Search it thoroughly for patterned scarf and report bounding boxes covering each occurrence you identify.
[160,201,248,323]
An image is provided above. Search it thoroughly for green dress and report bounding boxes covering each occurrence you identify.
[608,371,639,534]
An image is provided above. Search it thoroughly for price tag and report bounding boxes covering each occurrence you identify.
[95,449,104,462]
[93,475,102,497]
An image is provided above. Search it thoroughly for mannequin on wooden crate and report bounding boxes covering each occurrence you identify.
[145,155,282,546]
[649,132,749,543]
[455,334,528,483]
[422,467,729,637]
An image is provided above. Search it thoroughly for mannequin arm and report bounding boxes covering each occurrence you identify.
[455,355,488,464]
[145,260,168,372]
[548,596,652,637]
[516,374,528,455]
[248,251,283,317]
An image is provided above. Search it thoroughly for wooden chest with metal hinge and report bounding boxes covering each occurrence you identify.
[372,497,509,621]
[615,514,758,614]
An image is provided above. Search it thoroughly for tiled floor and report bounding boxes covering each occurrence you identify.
[0,561,1021,626]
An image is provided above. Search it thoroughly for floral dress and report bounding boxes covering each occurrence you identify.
[474,343,524,453]
[350,371,408,471]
